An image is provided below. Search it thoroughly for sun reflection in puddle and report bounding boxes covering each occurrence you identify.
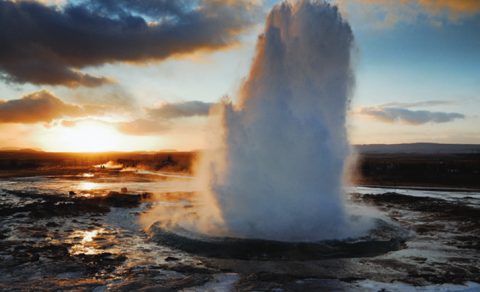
[67,228,122,255]
[82,230,98,243]
[79,182,98,191]
[69,229,103,255]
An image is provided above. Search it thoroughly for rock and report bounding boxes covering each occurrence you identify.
[76,253,127,274]
[30,202,110,218]
[104,191,142,208]
[93,286,107,292]
[46,222,60,227]
[141,192,152,200]
[36,244,70,260]
[121,187,128,193]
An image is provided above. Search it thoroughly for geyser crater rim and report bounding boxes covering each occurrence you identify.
[148,218,410,261]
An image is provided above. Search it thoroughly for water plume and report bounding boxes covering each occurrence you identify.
[194,0,361,241]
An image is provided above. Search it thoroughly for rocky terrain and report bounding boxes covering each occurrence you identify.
[0,170,479,291]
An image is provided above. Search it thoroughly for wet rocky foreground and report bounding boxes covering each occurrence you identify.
[0,173,479,291]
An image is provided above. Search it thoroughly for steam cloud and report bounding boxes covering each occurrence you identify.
[193,0,359,241]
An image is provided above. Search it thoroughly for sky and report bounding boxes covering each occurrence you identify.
[0,0,479,152]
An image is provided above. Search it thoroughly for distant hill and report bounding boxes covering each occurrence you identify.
[355,143,480,154]
[1,143,479,155]
[0,147,42,152]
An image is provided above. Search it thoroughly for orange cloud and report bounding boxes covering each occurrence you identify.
[364,0,480,16]
[419,0,480,16]
[116,119,170,136]
[0,90,105,124]
[337,0,480,27]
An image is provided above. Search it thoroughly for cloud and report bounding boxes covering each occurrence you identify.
[416,0,480,16]
[336,0,480,28]
[0,90,107,123]
[360,106,465,125]
[116,119,170,136]
[0,0,260,87]
[66,84,139,113]
[147,101,214,119]
[115,100,214,136]
[13,0,67,6]
[59,100,215,136]
[0,91,82,123]
[379,100,453,108]
[61,119,76,127]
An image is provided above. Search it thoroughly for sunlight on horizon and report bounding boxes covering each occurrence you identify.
[32,119,176,152]
[39,121,128,152]
[78,181,98,191]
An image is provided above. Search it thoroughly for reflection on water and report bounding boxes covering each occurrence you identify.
[69,229,102,255]
[83,230,98,242]
[0,171,198,199]
[66,228,124,256]
[78,182,99,191]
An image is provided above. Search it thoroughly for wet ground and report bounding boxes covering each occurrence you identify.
[0,169,479,291]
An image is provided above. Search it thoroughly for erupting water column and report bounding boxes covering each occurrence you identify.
[198,0,356,242]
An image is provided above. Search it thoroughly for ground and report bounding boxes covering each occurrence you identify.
[0,164,479,291]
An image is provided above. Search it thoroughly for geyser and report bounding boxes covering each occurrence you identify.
[196,0,358,242]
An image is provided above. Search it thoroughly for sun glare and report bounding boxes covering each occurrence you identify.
[79,182,98,191]
[48,121,123,152]
[37,119,166,152]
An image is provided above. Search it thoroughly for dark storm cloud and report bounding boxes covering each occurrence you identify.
[0,0,259,87]
[0,90,84,123]
[360,106,465,125]
[147,100,214,119]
